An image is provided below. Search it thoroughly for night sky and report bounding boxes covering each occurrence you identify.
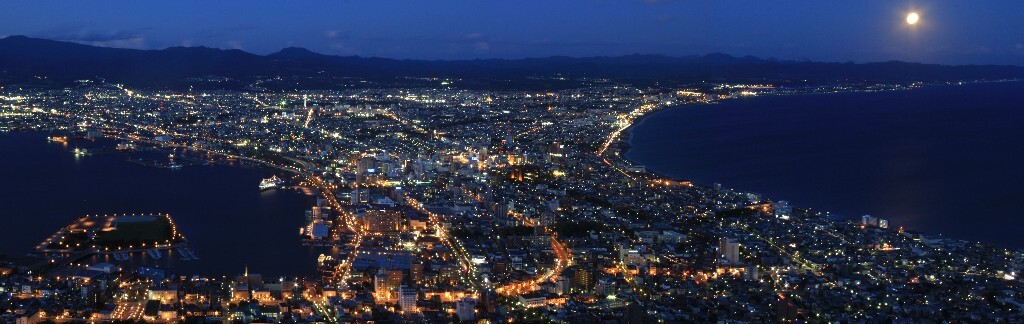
[2,0,1022,65]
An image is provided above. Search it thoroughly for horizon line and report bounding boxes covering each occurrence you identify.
[4,35,1021,68]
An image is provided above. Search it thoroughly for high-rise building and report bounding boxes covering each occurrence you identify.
[398,284,417,312]
[374,268,405,303]
[861,215,889,228]
[744,265,759,281]
[572,267,594,293]
[456,297,477,321]
[547,141,565,165]
[410,261,424,284]
[356,156,376,174]
[374,270,390,303]
[361,209,404,233]
[594,277,617,296]
[554,276,569,295]
[480,289,497,314]
[539,211,555,228]
[350,188,371,204]
[490,201,509,218]
[720,237,741,264]
[625,298,645,324]
[772,200,792,219]
[385,269,404,295]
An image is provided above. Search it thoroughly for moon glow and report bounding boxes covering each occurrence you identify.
[907,12,920,25]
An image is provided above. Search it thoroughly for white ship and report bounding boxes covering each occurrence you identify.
[259,175,284,190]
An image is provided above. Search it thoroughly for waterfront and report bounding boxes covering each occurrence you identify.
[627,82,1024,248]
[0,132,329,276]
[1,79,1023,322]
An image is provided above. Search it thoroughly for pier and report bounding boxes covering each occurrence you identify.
[34,213,189,259]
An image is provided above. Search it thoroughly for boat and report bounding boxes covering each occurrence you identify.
[168,163,183,169]
[259,175,284,190]
[115,142,136,150]
[73,148,89,156]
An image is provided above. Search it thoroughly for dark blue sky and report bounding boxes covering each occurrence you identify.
[2,1,1022,65]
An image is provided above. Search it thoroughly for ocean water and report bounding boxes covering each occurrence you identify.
[0,132,331,276]
[626,82,1024,249]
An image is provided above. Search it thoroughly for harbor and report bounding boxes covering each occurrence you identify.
[30,212,197,273]
[0,133,332,276]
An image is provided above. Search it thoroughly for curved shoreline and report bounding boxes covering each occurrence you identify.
[4,132,326,276]
[617,84,938,181]
[616,82,1024,249]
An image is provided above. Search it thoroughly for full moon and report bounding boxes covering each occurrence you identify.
[906,12,920,25]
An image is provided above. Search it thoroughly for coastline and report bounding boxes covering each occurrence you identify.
[617,106,677,179]
[616,83,942,181]
[614,82,1024,250]
[0,132,326,276]
[616,84,935,179]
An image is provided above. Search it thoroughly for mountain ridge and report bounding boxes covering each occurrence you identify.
[1,35,1021,89]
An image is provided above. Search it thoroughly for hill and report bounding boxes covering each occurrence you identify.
[1,35,1021,89]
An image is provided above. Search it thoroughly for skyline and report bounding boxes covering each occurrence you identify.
[2,1,1023,65]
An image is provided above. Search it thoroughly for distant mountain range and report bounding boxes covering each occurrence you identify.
[1,35,1022,89]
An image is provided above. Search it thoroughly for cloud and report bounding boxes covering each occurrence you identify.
[52,30,139,42]
[47,29,148,49]
[91,37,147,49]
[226,40,244,50]
[465,32,484,40]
